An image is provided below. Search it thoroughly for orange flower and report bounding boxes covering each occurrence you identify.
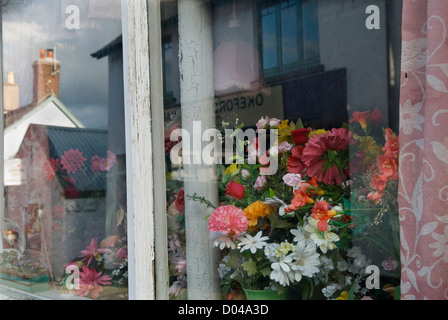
[371,174,388,192]
[285,186,314,213]
[368,190,384,203]
[244,201,272,227]
[383,128,399,157]
[350,111,372,130]
[311,200,337,231]
[378,154,398,180]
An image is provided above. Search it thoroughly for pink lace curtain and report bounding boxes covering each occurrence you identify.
[399,0,448,300]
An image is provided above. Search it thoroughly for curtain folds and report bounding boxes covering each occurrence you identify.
[399,0,448,300]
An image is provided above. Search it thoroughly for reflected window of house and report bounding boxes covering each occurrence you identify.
[260,0,320,77]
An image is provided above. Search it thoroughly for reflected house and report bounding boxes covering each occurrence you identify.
[1,48,123,288]
[4,49,84,186]
[4,124,114,282]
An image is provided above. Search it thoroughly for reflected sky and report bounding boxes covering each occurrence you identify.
[2,0,122,129]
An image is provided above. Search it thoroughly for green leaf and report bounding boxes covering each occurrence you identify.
[268,214,294,229]
[260,267,272,278]
[348,278,360,300]
[295,118,305,129]
[269,188,276,198]
[343,197,352,210]
[242,259,258,276]
[394,285,401,300]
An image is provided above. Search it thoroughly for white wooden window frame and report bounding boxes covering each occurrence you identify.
[0,0,169,300]
[122,0,169,300]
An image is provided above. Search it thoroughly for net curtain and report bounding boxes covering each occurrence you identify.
[399,0,448,300]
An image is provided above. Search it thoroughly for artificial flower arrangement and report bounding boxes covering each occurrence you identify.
[60,236,128,299]
[191,109,400,300]
[46,148,129,299]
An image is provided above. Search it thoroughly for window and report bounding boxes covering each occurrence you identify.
[260,0,320,78]
[0,0,128,300]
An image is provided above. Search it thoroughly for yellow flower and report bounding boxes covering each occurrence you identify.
[336,291,349,300]
[308,129,327,138]
[278,120,296,144]
[359,135,382,166]
[244,201,272,227]
[225,163,239,176]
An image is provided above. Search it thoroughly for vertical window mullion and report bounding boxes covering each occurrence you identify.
[297,0,304,63]
[276,3,282,73]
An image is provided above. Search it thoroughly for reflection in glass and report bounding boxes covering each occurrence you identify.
[162,0,401,301]
[1,0,127,300]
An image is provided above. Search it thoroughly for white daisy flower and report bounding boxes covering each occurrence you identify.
[239,231,269,254]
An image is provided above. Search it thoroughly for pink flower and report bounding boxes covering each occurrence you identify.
[90,155,102,173]
[256,116,270,131]
[75,265,112,299]
[254,175,267,191]
[282,173,302,189]
[42,158,60,181]
[80,238,110,265]
[269,118,281,127]
[115,247,128,261]
[278,141,293,153]
[302,128,356,185]
[208,205,248,236]
[381,257,399,271]
[61,149,87,174]
[241,169,250,180]
[99,151,117,172]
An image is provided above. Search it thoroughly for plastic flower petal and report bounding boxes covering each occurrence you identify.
[208,205,248,236]
[239,231,269,254]
[80,238,110,265]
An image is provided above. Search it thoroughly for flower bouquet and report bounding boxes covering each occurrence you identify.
[192,110,400,300]
[60,236,128,299]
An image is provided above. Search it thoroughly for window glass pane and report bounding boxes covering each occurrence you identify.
[162,0,401,301]
[262,9,278,71]
[281,3,299,65]
[1,0,127,300]
[302,0,320,60]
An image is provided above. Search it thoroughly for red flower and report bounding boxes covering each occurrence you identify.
[370,108,386,125]
[287,146,306,174]
[291,128,309,145]
[175,189,185,212]
[75,265,112,299]
[350,111,371,130]
[225,181,245,200]
[311,200,337,232]
[61,149,87,174]
[302,128,355,185]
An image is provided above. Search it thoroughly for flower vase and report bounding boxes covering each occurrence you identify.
[242,288,288,300]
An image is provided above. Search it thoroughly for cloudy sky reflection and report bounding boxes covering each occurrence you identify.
[2,0,122,129]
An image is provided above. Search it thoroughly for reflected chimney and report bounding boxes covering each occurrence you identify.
[32,48,61,104]
[3,71,19,113]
